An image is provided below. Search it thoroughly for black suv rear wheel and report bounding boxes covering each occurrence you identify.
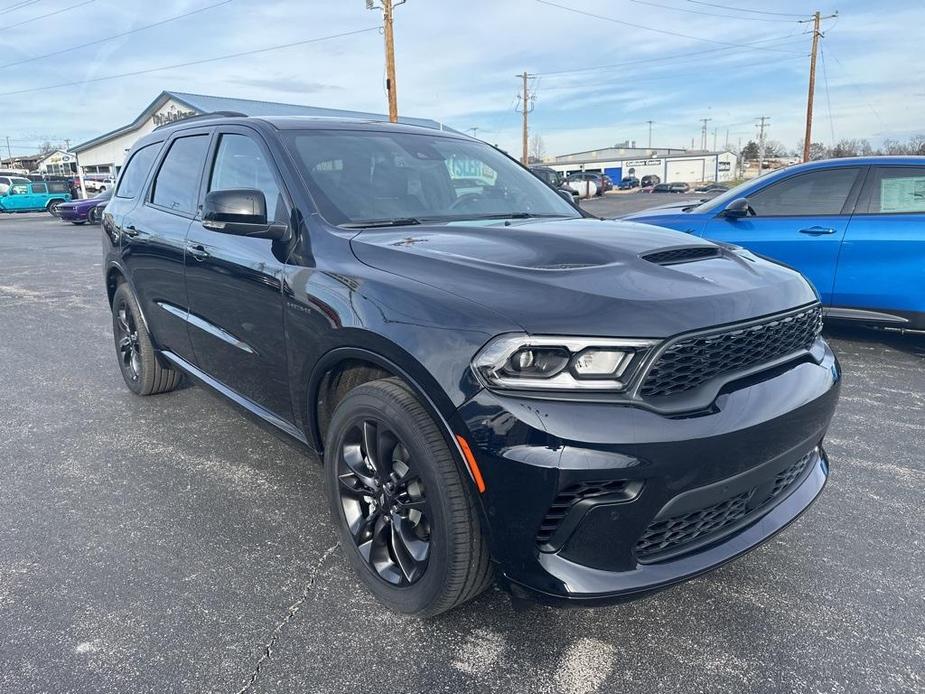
[323,378,492,616]
[111,283,181,395]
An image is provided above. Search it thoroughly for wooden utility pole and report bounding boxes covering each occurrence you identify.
[756,116,770,173]
[368,0,403,122]
[801,10,837,161]
[519,71,534,165]
[802,11,821,162]
[646,120,654,149]
[699,118,711,151]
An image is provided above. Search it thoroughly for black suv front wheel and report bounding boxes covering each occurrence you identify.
[324,378,492,616]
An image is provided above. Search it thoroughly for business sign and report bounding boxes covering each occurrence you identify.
[152,103,198,126]
[718,161,731,172]
[624,159,662,166]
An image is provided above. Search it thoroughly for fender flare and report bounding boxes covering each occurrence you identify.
[306,345,485,498]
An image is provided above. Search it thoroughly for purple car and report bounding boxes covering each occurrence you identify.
[56,189,111,224]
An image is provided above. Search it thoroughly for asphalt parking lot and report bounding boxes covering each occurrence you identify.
[1,212,923,694]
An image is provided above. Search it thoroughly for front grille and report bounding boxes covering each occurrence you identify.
[642,247,721,265]
[639,305,823,398]
[635,449,817,561]
[536,480,630,545]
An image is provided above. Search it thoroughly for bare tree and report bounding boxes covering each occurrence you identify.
[528,134,546,163]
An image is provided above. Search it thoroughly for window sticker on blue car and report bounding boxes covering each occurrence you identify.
[880,176,925,213]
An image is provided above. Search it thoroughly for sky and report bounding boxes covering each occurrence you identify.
[1,0,922,159]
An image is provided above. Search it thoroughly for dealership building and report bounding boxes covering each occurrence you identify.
[71,90,448,176]
[544,142,738,184]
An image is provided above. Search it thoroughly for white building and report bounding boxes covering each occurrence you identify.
[545,146,738,185]
[71,90,448,176]
[35,149,78,176]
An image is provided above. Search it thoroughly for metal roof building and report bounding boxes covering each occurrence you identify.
[71,90,449,175]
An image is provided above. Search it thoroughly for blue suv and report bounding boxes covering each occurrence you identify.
[626,157,925,331]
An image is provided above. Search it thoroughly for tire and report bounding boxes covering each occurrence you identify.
[46,199,61,215]
[71,221,86,225]
[324,377,492,617]
[88,207,102,224]
[111,282,181,395]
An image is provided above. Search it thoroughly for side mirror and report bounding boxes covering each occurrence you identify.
[723,197,750,219]
[201,188,286,240]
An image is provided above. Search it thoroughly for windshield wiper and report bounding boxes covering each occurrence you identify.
[340,218,422,229]
[454,212,573,221]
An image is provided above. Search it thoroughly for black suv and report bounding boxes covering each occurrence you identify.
[101,115,840,616]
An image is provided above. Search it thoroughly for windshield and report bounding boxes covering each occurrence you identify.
[285,130,578,226]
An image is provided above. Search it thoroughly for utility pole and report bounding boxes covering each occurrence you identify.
[800,10,837,161]
[367,0,404,123]
[646,120,654,149]
[518,71,535,165]
[467,127,479,138]
[699,118,711,151]
[756,116,770,174]
[712,128,717,151]
[5,136,11,161]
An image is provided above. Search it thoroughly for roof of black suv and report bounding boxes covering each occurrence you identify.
[150,113,466,138]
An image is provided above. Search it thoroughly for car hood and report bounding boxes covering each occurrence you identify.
[349,217,817,338]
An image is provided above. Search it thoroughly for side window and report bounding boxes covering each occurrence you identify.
[116,143,160,199]
[32,183,47,194]
[867,167,925,214]
[209,134,283,221]
[748,168,860,216]
[151,135,210,214]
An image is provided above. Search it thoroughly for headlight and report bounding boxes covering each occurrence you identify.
[472,334,658,392]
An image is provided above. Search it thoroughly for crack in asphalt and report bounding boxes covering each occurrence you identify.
[233,542,340,694]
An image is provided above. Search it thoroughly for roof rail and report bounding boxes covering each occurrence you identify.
[153,110,248,130]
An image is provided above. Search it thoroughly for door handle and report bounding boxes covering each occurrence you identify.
[187,243,210,261]
[799,226,836,235]
[122,224,139,238]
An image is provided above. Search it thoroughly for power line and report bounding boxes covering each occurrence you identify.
[0,0,95,30]
[0,0,43,13]
[0,0,234,70]
[0,26,380,98]
[535,0,803,52]
[629,0,802,23]
[686,0,807,17]
[535,35,805,78]
[820,45,835,146]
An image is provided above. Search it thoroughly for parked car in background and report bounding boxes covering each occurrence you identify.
[618,176,640,190]
[638,185,655,193]
[85,176,116,193]
[641,174,661,187]
[602,174,614,192]
[55,189,112,224]
[102,114,839,617]
[668,182,691,193]
[530,165,580,201]
[625,156,925,330]
[0,175,31,195]
[651,183,673,193]
[695,183,729,194]
[0,181,70,213]
[565,172,609,196]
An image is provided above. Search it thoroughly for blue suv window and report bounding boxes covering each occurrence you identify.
[748,168,860,216]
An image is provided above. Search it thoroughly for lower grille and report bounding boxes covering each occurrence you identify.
[635,449,817,561]
[536,480,631,546]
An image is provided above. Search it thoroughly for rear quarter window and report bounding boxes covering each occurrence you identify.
[116,143,161,199]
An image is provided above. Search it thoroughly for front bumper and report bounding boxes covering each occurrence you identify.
[459,339,841,604]
[57,207,87,221]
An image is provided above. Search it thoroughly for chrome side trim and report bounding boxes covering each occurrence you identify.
[160,350,306,444]
[823,307,909,324]
[155,301,256,354]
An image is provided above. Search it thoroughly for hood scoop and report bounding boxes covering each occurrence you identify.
[642,246,722,266]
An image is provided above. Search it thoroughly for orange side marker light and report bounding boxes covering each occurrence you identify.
[455,435,486,493]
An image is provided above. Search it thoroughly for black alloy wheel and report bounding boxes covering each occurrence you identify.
[115,300,142,383]
[336,418,431,585]
[324,378,493,616]
[47,200,61,215]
